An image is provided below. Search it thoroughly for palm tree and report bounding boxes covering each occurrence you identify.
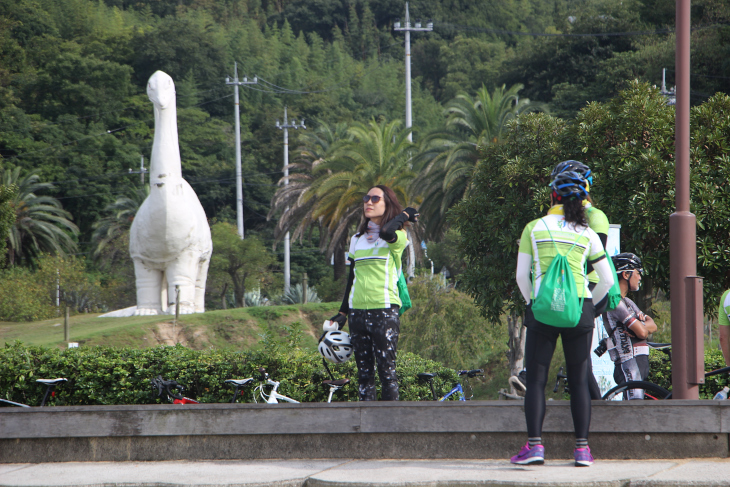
[3,168,79,266]
[269,118,416,280]
[91,186,149,270]
[413,84,545,238]
[268,120,349,263]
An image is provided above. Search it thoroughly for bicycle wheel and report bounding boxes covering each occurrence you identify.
[602,381,670,400]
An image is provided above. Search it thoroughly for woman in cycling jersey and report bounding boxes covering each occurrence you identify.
[329,185,418,401]
[512,161,609,400]
[512,170,614,467]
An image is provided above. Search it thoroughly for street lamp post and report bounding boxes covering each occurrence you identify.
[393,3,433,143]
[225,62,257,239]
[276,107,306,295]
[670,0,703,399]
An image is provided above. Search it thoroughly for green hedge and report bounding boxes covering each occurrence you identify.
[0,339,458,406]
[649,348,729,399]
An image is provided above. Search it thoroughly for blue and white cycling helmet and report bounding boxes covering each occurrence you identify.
[318,330,353,363]
[550,170,589,200]
[551,160,593,186]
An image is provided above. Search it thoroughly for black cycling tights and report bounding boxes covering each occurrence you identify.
[348,308,400,401]
[524,314,593,439]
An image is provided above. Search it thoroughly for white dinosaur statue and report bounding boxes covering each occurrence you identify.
[129,71,212,315]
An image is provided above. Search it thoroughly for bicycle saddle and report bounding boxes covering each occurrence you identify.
[36,378,68,385]
[647,342,671,349]
[225,378,254,386]
[323,379,350,386]
[417,373,436,381]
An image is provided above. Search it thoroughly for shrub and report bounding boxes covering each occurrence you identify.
[0,341,457,405]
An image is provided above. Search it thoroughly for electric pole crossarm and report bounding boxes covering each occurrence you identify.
[225,62,258,239]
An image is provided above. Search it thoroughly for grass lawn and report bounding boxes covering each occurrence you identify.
[0,303,341,350]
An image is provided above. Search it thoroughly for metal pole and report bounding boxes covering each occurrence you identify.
[226,64,258,239]
[276,107,306,296]
[669,0,702,399]
[64,306,69,342]
[404,4,412,143]
[233,62,243,239]
[284,107,291,295]
[140,156,145,185]
[393,3,433,144]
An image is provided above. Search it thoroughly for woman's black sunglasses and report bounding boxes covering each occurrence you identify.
[363,195,382,204]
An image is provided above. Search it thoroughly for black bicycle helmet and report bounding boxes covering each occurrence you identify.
[612,253,644,274]
[550,170,589,200]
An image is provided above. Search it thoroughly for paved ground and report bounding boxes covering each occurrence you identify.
[1,458,729,487]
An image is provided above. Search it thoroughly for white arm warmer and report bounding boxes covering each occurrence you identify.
[591,257,614,305]
[515,252,533,304]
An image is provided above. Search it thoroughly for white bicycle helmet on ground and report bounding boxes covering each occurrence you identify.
[318,330,353,363]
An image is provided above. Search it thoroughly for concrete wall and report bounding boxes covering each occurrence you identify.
[1,401,728,462]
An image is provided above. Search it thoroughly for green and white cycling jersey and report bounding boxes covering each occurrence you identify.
[347,229,408,310]
[585,204,609,284]
[518,213,605,300]
[718,289,730,328]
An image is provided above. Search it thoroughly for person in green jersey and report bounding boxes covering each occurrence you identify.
[512,170,614,467]
[510,160,608,399]
[717,290,730,366]
[329,185,418,401]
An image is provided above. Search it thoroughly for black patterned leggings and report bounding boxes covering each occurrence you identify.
[348,308,400,401]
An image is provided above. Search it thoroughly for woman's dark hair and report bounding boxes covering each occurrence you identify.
[356,185,404,236]
[563,198,588,227]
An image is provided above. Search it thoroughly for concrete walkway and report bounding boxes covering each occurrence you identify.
[1,458,729,487]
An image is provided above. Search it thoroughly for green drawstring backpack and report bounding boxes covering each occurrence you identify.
[531,219,587,328]
[395,269,411,316]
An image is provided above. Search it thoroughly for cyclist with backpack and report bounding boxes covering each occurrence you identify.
[512,170,614,467]
[329,185,418,401]
[601,253,657,399]
[510,160,608,400]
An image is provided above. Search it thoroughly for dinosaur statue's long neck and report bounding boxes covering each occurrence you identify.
[150,102,182,183]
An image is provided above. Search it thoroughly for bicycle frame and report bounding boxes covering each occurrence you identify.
[439,383,466,401]
[255,379,300,404]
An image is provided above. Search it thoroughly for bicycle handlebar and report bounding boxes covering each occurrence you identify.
[151,376,185,400]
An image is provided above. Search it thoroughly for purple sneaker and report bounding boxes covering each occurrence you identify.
[510,443,544,465]
[574,446,594,466]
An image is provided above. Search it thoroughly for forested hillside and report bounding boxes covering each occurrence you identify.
[0,0,729,316]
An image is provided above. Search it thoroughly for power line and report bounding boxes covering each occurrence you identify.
[433,20,728,38]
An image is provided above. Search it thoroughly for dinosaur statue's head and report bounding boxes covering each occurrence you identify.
[147,71,176,109]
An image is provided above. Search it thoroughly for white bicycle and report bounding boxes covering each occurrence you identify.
[253,368,299,404]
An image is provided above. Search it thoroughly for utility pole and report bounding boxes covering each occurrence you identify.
[393,2,433,143]
[276,107,306,295]
[225,62,258,239]
[128,155,148,185]
[670,0,702,399]
[660,68,676,106]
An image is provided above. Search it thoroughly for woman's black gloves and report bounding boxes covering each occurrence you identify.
[380,207,419,242]
[330,313,347,330]
[403,207,419,223]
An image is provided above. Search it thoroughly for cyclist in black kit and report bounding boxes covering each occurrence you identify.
[602,253,657,399]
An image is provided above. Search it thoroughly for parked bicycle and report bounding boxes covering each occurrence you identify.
[553,341,730,400]
[151,376,201,404]
[320,361,350,403]
[252,367,299,404]
[0,378,67,407]
[418,369,484,401]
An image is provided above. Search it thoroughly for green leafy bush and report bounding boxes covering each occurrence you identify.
[0,341,457,406]
[649,348,729,399]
